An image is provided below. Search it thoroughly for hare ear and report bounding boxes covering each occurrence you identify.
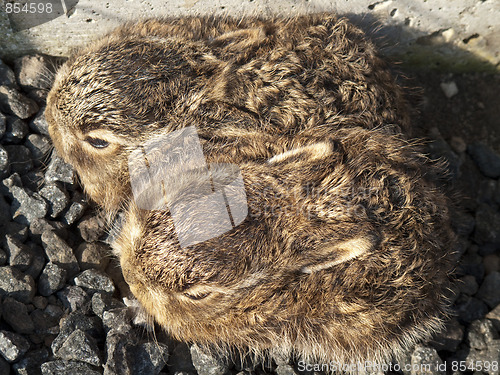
[300,234,379,274]
[267,141,335,165]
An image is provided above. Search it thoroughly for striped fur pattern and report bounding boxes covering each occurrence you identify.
[45,14,455,371]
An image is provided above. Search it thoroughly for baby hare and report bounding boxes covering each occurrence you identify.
[46,14,455,370]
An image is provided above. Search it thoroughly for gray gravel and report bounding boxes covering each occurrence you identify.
[41,360,102,375]
[2,297,35,335]
[477,272,500,308]
[468,142,500,179]
[0,59,18,88]
[75,242,110,271]
[54,329,102,366]
[77,215,106,244]
[0,266,35,304]
[3,146,33,175]
[13,54,58,92]
[430,318,464,353]
[3,117,28,144]
[74,269,115,295]
[29,109,49,136]
[190,344,230,375]
[25,134,51,167]
[12,347,49,375]
[410,345,445,375]
[0,53,499,375]
[38,262,68,297]
[44,153,75,186]
[0,112,6,138]
[57,285,91,313]
[6,182,47,225]
[0,330,30,363]
[91,292,125,319]
[39,183,70,218]
[0,86,39,119]
[40,230,80,277]
[475,203,500,244]
[62,194,87,226]
[467,319,498,350]
[0,145,8,178]
[5,235,40,276]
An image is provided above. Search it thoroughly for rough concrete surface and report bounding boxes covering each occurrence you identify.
[0,0,499,71]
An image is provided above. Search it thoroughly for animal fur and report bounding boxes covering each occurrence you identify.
[45,14,455,371]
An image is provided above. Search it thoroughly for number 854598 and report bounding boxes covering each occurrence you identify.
[450,361,499,372]
[5,2,53,14]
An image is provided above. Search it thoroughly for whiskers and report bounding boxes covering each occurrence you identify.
[125,296,170,360]
[39,56,66,90]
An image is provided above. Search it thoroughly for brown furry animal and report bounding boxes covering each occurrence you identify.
[46,14,455,370]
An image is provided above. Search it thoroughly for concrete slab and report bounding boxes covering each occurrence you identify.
[0,0,499,71]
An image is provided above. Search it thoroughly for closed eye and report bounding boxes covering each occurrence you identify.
[183,291,211,300]
[85,136,110,149]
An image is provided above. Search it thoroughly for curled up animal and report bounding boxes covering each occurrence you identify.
[45,13,457,371]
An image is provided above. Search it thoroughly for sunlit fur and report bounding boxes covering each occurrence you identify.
[46,14,410,214]
[46,14,455,371]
